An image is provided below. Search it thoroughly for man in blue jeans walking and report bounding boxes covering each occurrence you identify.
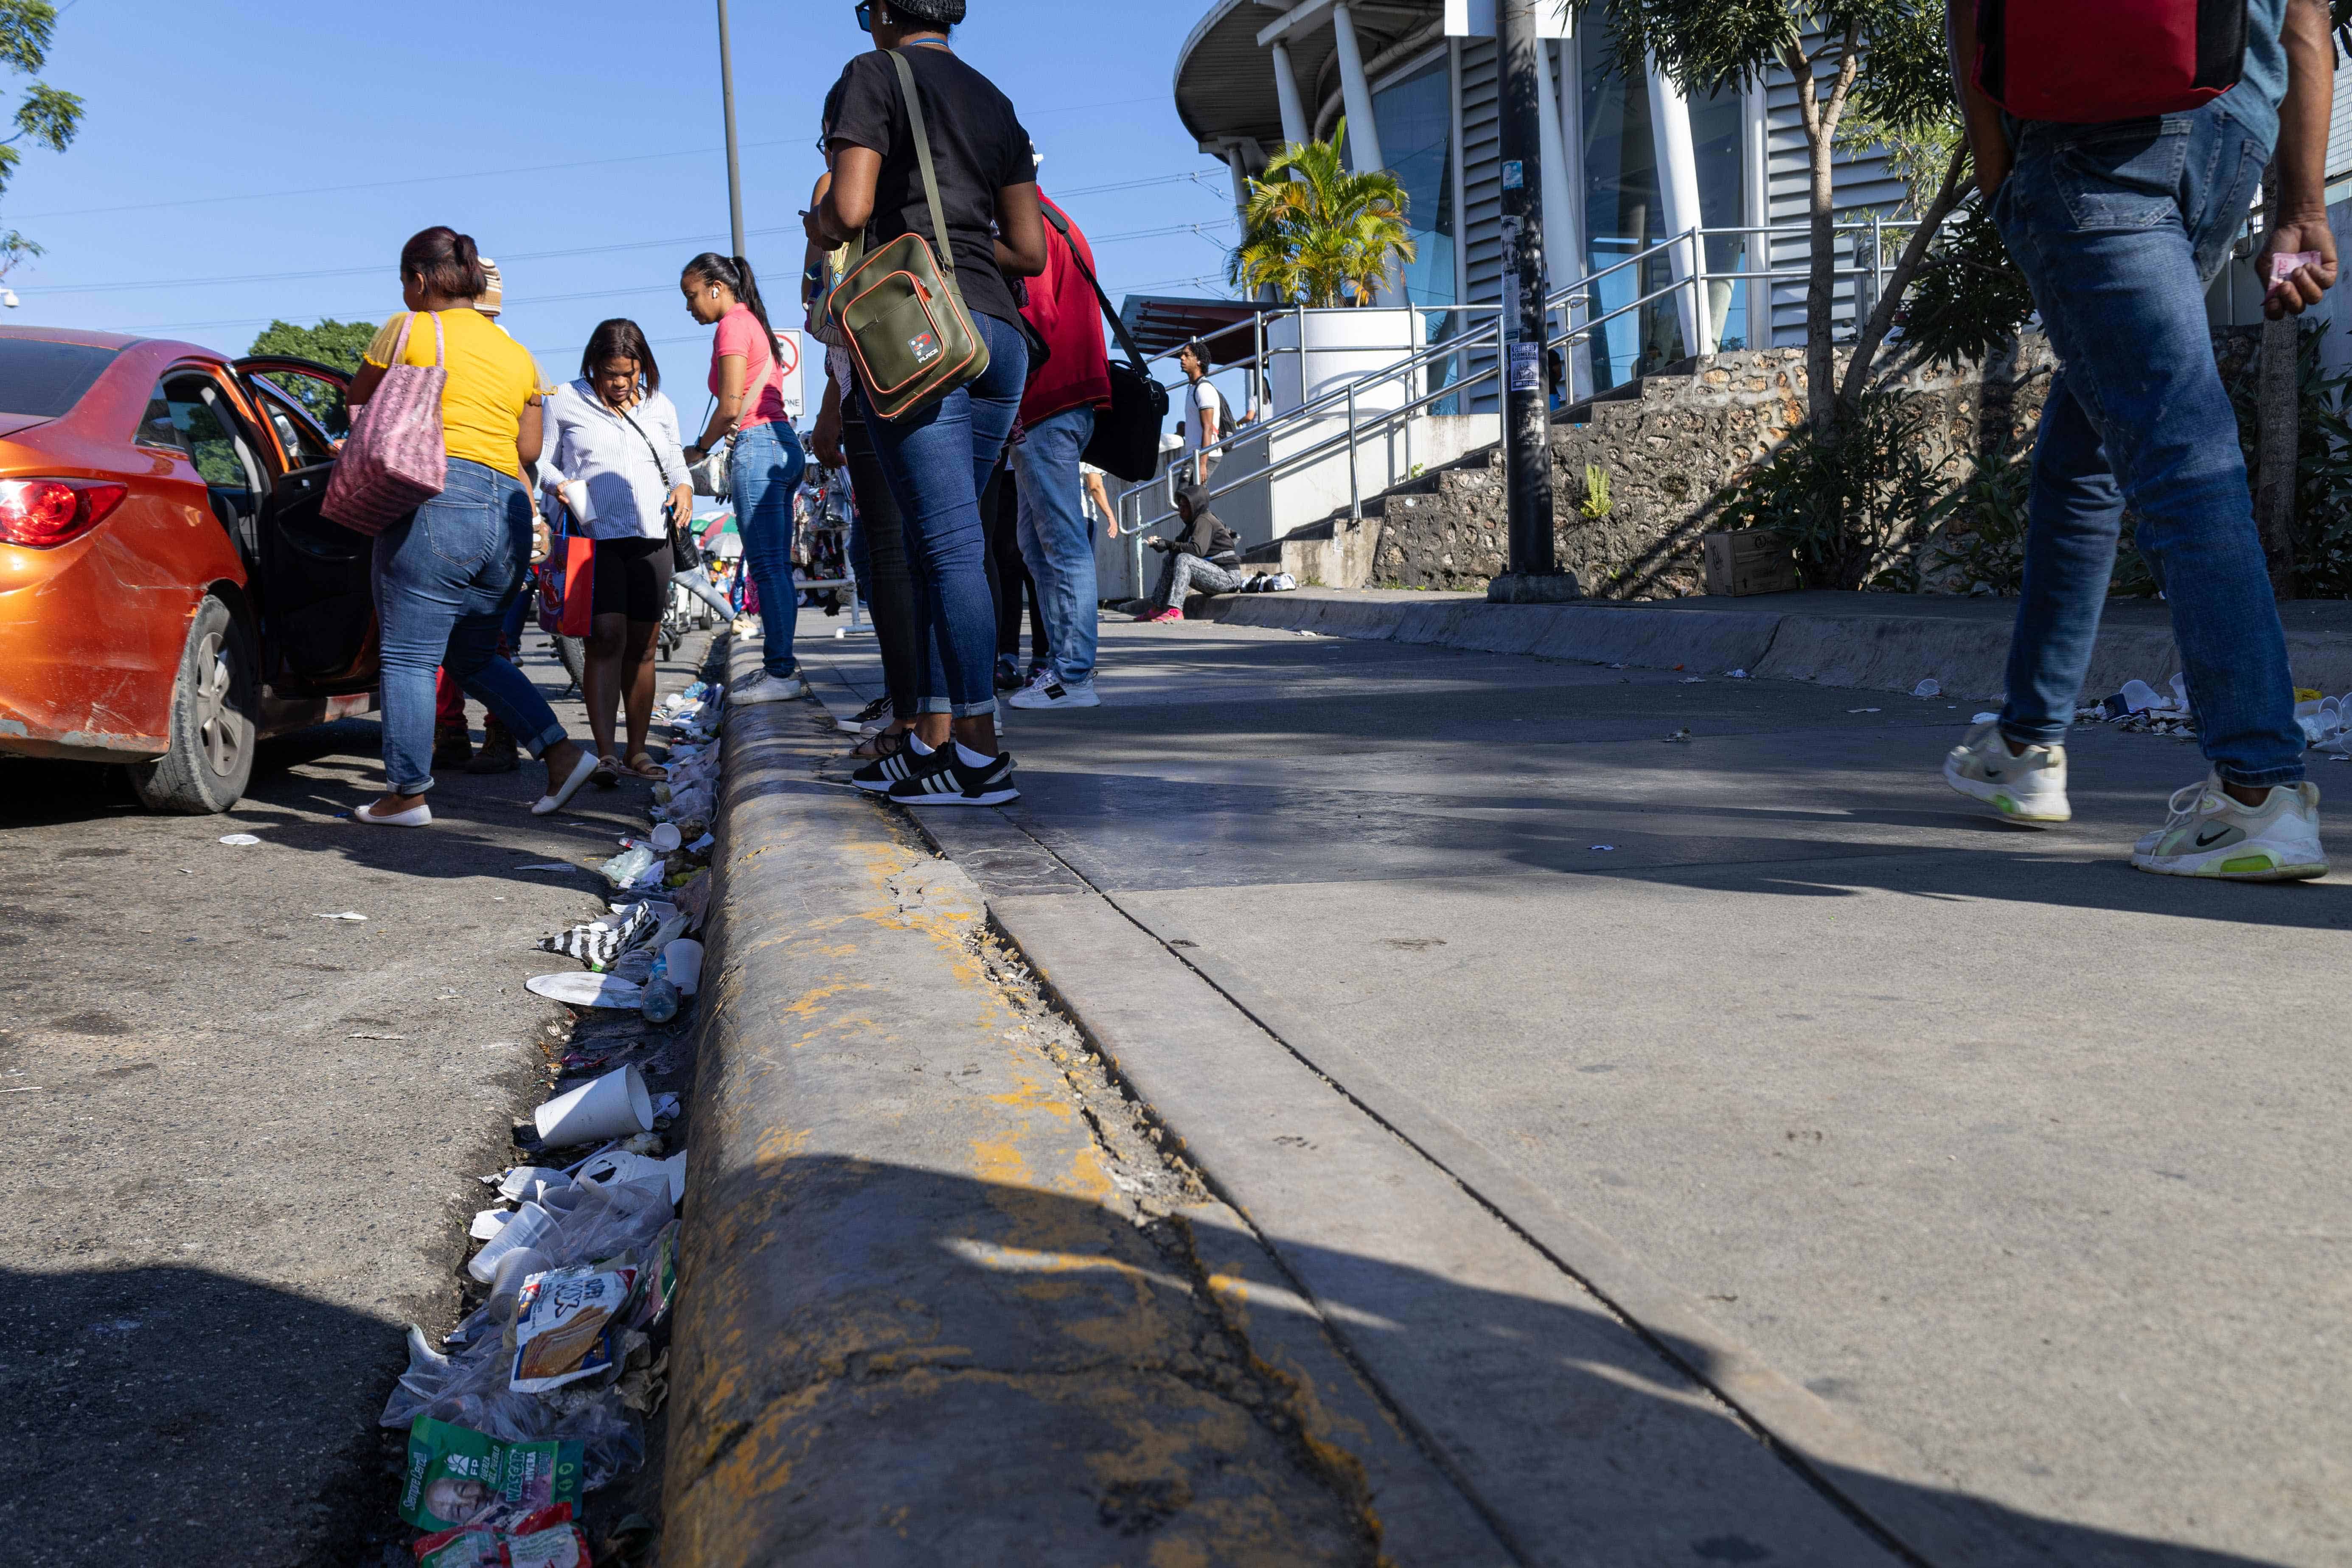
[1942,0,2335,880]
[1009,189,1114,710]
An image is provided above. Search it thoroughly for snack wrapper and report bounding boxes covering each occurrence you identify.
[414,1505,589,1568]
[511,1263,638,1393]
[399,1417,584,1532]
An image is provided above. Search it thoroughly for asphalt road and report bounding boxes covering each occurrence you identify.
[0,631,701,1567]
[807,612,2352,1567]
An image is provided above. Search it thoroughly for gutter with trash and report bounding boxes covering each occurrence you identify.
[377,677,732,1562]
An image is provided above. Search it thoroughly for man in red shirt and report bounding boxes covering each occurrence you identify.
[1008,191,1114,710]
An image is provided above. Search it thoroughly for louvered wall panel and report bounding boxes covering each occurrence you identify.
[2326,52,2352,181]
[1457,35,1503,411]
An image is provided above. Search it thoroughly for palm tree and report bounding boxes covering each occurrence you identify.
[1228,124,1415,308]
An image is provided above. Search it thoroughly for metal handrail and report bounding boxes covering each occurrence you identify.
[1110,213,1957,577]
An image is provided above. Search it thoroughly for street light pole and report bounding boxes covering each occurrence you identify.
[716,0,747,259]
[1488,0,1578,603]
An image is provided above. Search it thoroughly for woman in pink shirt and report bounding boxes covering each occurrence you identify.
[680,252,806,704]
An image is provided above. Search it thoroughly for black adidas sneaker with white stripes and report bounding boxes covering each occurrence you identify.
[852,737,943,794]
[886,750,1019,807]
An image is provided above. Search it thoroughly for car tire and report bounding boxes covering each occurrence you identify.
[127,595,257,814]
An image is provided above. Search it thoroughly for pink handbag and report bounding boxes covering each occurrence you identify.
[323,310,448,536]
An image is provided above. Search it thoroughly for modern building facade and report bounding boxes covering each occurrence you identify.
[1170,0,1906,406]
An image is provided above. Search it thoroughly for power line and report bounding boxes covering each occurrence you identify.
[1050,171,1223,199]
[16,225,802,297]
[20,185,1227,297]
[6,138,806,222]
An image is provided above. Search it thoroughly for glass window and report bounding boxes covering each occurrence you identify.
[1372,57,1459,407]
[249,367,349,442]
[253,385,335,469]
[1576,3,1746,388]
[1373,58,1457,311]
[143,377,254,491]
[0,339,118,418]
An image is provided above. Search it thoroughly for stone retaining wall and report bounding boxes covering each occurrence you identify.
[1364,339,2061,597]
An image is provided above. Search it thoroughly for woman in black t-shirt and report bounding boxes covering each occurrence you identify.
[812,0,1047,808]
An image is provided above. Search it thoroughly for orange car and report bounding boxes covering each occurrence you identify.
[0,326,379,811]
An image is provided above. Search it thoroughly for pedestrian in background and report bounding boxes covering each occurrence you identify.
[1008,186,1111,711]
[346,225,595,826]
[816,0,1047,806]
[1177,340,1223,486]
[1137,478,1241,623]
[433,258,538,774]
[541,318,693,782]
[1942,0,2333,879]
[988,460,1050,691]
[680,251,806,706]
[806,117,928,763]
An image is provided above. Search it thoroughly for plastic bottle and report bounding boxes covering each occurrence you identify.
[641,953,680,1024]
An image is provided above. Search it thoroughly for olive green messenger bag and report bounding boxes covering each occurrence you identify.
[827,50,989,423]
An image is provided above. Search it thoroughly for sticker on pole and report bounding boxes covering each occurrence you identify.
[1501,159,1524,191]
[1508,342,1542,391]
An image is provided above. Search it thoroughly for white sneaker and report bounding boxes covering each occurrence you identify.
[1007,674,1100,710]
[728,669,808,707]
[2131,772,2328,880]
[730,615,760,639]
[1943,721,2070,823]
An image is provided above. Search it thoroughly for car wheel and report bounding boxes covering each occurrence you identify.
[127,595,257,814]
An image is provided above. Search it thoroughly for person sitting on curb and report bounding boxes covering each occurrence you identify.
[1137,479,1241,624]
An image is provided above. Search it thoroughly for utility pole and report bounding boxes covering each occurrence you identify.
[1488,0,1578,603]
[716,0,747,259]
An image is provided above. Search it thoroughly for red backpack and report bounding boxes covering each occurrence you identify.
[1974,0,2248,123]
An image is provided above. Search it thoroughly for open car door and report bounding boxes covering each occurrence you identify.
[233,358,375,695]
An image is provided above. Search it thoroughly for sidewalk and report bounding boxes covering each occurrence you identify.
[1198,586,2352,700]
[660,640,1507,1566]
[783,611,2351,1567]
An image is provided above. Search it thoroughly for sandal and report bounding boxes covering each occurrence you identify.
[622,752,668,780]
[590,755,621,789]
[850,726,910,762]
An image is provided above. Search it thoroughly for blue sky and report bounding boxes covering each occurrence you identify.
[2,0,1241,378]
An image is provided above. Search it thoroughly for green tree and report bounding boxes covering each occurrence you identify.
[1589,0,1957,430]
[248,317,377,373]
[248,319,375,430]
[1228,125,1416,308]
[0,0,83,270]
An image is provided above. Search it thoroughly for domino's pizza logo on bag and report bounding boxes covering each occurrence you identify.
[909,331,941,365]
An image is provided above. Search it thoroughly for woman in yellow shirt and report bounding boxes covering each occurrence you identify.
[345,225,595,825]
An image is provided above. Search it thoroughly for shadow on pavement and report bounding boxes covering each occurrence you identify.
[0,1264,406,1568]
[672,1154,2292,1568]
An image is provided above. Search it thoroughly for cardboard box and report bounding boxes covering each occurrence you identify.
[1702,530,1798,597]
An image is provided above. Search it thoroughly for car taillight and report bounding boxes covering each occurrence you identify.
[0,478,129,547]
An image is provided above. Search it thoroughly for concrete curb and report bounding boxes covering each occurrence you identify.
[884,794,2043,1567]
[661,642,1488,1564]
[1203,589,2352,701]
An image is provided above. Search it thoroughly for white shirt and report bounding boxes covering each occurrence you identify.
[1180,377,1224,457]
[540,381,689,541]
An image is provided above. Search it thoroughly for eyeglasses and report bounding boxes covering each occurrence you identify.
[854,1,873,31]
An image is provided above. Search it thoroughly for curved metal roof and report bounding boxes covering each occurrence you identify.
[1173,0,1441,150]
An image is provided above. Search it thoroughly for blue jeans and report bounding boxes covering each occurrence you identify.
[731,420,805,680]
[858,312,1029,718]
[1993,101,2304,786]
[1013,405,1099,685]
[373,460,568,794]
